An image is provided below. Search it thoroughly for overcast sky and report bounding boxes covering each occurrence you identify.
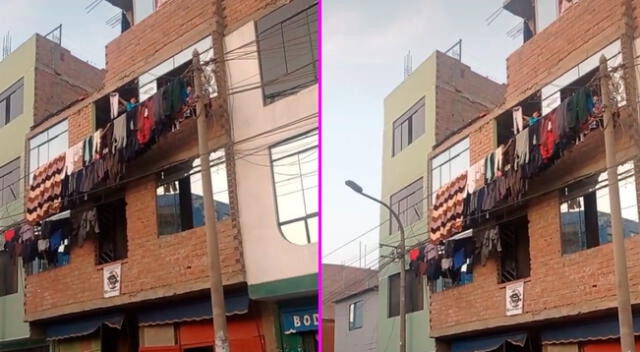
[0,1,120,67]
[321,0,523,267]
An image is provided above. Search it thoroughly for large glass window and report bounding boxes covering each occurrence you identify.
[0,251,18,297]
[28,120,68,176]
[270,130,318,245]
[389,178,423,235]
[0,78,24,127]
[560,162,639,255]
[431,138,469,198]
[156,150,230,236]
[392,97,425,156]
[0,158,20,207]
[133,0,155,24]
[348,300,364,330]
[257,0,318,104]
[536,0,559,33]
[388,270,423,317]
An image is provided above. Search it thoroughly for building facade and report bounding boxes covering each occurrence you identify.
[18,0,318,352]
[0,34,103,352]
[426,0,640,351]
[378,51,505,352]
[333,286,378,352]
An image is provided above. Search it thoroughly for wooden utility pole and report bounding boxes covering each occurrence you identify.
[193,49,230,352]
[599,55,636,352]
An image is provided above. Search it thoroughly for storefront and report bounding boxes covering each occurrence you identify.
[279,303,318,352]
[45,312,131,352]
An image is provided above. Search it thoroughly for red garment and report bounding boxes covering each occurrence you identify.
[540,112,556,161]
[4,228,16,242]
[409,248,419,261]
[137,101,154,145]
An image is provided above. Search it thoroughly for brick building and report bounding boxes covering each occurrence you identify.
[425,0,640,351]
[0,34,103,352]
[20,0,317,352]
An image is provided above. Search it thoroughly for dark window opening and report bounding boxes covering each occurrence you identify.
[348,300,364,330]
[560,67,599,102]
[392,97,426,156]
[102,321,138,352]
[388,270,423,317]
[94,79,139,130]
[499,216,531,283]
[0,78,24,127]
[257,0,318,104]
[496,91,541,145]
[560,162,639,255]
[0,250,18,296]
[156,61,192,92]
[389,178,423,235]
[97,198,128,265]
[156,151,230,236]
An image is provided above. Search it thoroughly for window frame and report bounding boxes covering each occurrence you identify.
[559,162,639,255]
[0,78,25,127]
[155,150,230,237]
[392,97,426,156]
[388,270,424,317]
[430,137,469,199]
[256,0,318,105]
[0,158,20,207]
[389,178,423,236]
[0,251,18,297]
[28,120,69,177]
[269,129,319,245]
[348,300,364,331]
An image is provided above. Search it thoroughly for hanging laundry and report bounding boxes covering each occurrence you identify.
[112,113,128,153]
[476,227,501,265]
[109,92,119,119]
[19,224,34,242]
[430,172,467,243]
[26,154,66,225]
[93,129,103,160]
[137,99,154,145]
[512,106,524,134]
[72,208,100,247]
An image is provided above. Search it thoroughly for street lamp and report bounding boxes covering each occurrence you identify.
[345,180,407,352]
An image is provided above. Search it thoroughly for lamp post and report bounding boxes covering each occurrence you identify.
[345,180,407,352]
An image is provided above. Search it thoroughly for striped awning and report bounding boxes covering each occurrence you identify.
[137,293,249,326]
[45,313,124,340]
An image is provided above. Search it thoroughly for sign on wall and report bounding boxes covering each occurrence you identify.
[103,263,121,298]
[281,307,319,334]
[506,281,524,316]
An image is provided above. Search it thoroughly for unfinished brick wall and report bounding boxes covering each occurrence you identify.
[505,0,626,102]
[24,173,243,320]
[67,104,94,147]
[468,120,494,165]
[434,53,505,145]
[33,35,104,126]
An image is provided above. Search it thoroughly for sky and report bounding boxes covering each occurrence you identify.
[0,1,121,68]
[321,0,523,267]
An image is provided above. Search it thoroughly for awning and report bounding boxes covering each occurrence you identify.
[448,229,473,241]
[541,314,640,344]
[502,0,534,20]
[45,313,124,340]
[451,331,527,352]
[138,293,249,326]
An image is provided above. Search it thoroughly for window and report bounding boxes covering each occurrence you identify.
[97,198,128,264]
[389,178,423,235]
[392,97,425,156]
[0,78,24,127]
[0,158,20,207]
[133,0,156,24]
[431,138,469,198]
[28,120,68,176]
[388,271,423,317]
[257,0,318,104]
[156,150,230,236]
[25,217,72,275]
[270,130,318,245]
[0,251,18,296]
[560,162,639,255]
[348,300,364,330]
[499,216,531,283]
[535,0,559,32]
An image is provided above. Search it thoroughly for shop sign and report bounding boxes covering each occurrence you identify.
[506,281,524,316]
[103,263,121,298]
[281,307,318,334]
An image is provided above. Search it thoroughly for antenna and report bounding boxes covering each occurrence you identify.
[2,32,11,61]
[404,50,413,79]
[44,24,62,46]
[444,39,462,61]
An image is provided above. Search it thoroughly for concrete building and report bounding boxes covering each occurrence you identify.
[18,0,317,351]
[426,0,640,351]
[378,51,505,352]
[321,264,378,352]
[334,286,378,352]
[0,34,103,352]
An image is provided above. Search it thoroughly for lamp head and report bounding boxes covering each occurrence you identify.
[345,180,363,194]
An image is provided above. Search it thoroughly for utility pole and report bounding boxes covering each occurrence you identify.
[193,49,230,352]
[599,55,636,352]
[345,180,406,352]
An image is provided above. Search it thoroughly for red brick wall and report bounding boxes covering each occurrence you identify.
[25,175,243,320]
[67,105,93,147]
[505,0,625,103]
[468,121,494,165]
[33,35,104,126]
